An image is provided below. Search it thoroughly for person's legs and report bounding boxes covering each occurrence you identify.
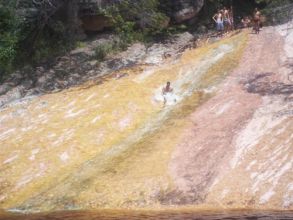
[220,22,224,35]
[216,22,220,32]
[253,18,260,34]
[230,19,234,30]
[253,20,257,33]
[224,19,230,32]
[216,22,220,36]
[256,20,260,34]
[163,95,167,106]
[224,19,227,32]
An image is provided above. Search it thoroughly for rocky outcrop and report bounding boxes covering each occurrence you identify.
[0,25,292,213]
[0,32,195,109]
[78,0,205,33]
[174,1,204,23]
[81,15,112,32]
[166,0,204,23]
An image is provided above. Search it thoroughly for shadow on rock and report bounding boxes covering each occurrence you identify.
[244,72,293,96]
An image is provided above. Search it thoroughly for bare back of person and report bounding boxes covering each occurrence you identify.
[229,6,234,30]
[223,7,231,32]
[253,8,261,34]
[162,82,173,95]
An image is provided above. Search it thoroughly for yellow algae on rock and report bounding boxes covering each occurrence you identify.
[0,33,247,211]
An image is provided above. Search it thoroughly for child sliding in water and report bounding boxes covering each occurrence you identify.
[154,82,178,106]
[162,82,176,106]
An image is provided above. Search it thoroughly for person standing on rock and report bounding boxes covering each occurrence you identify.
[229,6,235,30]
[213,10,224,36]
[223,7,231,33]
[253,8,261,34]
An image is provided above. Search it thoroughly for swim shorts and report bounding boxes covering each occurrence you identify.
[217,22,224,31]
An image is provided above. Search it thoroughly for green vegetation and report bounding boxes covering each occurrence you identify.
[0,0,79,80]
[94,42,116,60]
[1,0,292,80]
[100,0,170,44]
[255,0,293,5]
[0,1,21,78]
[256,0,293,25]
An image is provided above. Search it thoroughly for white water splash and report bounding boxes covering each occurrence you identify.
[3,154,19,164]
[91,115,101,124]
[59,152,69,162]
[0,128,16,141]
[65,109,85,118]
[29,148,40,161]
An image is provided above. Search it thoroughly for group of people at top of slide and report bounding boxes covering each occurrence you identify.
[241,8,262,34]
[213,7,262,35]
[161,8,263,106]
[213,6,234,36]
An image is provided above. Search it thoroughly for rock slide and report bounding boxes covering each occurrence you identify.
[0,24,292,214]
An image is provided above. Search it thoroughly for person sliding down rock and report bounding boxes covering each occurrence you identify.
[162,81,175,106]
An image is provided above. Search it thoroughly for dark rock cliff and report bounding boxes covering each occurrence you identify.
[79,0,205,31]
[168,0,205,23]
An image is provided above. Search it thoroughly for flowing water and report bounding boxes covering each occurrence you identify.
[3,32,289,218]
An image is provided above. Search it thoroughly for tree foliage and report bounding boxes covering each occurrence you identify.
[101,0,170,43]
[0,1,22,75]
[1,0,293,79]
[0,0,79,78]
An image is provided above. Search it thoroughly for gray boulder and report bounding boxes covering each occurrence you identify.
[170,0,204,23]
[0,84,11,96]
